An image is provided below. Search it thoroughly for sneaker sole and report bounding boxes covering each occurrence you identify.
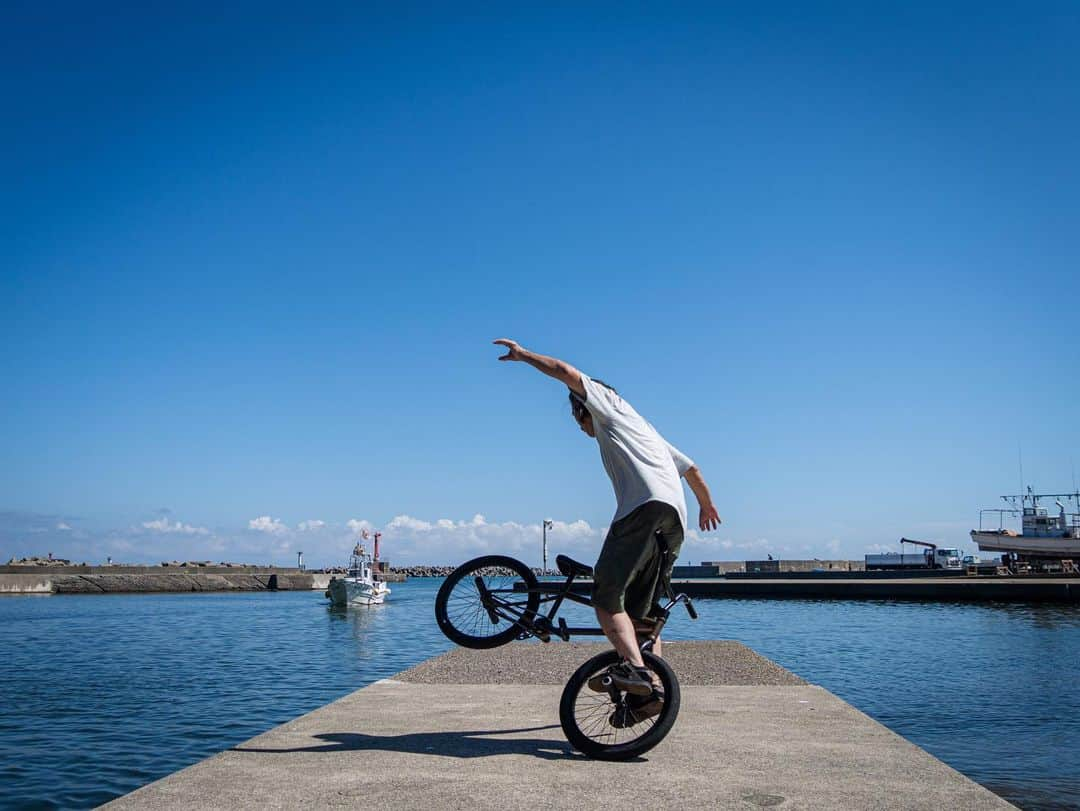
[587,672,653,695]
[609,674,653,696]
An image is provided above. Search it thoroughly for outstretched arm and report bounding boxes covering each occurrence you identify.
[685,466,721,531]
[493,338,585,396]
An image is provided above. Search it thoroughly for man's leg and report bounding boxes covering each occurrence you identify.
[595,606,646,668]
[642,506,682,670]
[593,506,656,668]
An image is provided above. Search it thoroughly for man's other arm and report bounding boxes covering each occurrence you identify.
[684,465,721,531]
[493,338,585,396]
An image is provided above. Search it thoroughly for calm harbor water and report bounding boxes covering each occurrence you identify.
[1,581,1078,810]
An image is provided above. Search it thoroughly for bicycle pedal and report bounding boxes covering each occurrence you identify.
[531,617,552,643]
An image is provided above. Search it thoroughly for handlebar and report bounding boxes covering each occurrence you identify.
[684,597,698,620]
[663,591,698,620]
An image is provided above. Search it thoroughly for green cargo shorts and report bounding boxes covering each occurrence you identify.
[592,500,684,619]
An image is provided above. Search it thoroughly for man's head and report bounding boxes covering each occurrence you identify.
[569,391,594,437]
[568,379,615,439]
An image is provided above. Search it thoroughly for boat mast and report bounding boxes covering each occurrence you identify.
[1018,443,1025,509]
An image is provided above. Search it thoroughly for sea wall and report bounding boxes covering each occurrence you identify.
[0,572,332,595]
[0,574,54,594]
[0,565,303,575]
[692,559,867,574]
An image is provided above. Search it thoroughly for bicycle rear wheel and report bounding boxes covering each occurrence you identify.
[434,555,540,649]
[559,649,680,761]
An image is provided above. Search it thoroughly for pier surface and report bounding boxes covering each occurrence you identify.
[105,642,1013,810]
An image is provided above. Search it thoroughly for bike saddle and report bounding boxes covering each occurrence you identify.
[556,554,593,578]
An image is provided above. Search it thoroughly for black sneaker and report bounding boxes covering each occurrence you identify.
[587,662,653,696]
[609,689,665,728]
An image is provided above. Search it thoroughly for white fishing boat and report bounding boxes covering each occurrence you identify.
[326,542,390,606]
[971,488,1080,558]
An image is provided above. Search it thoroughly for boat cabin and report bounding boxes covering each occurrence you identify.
[1022,504,1071,538]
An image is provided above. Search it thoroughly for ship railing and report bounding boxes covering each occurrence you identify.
[978,508,1019,532]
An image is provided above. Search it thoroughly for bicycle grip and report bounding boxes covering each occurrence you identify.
[685,598,698,620]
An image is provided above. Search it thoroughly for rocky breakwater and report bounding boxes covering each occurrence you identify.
[389,565,555,578]
[390,566,457,578]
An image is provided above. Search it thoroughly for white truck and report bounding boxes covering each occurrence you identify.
[865,539,963,571]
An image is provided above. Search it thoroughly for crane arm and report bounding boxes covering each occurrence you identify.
[900,537,938,550]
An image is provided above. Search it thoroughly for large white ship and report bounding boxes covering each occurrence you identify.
[970,488,1080,558]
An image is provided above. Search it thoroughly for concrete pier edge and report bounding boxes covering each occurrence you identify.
[103,641,1015,810]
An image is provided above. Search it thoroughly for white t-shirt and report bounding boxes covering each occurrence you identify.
[580,373,694,533]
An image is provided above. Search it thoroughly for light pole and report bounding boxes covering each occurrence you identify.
[542,519,553,575]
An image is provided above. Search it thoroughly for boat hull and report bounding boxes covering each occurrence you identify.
[327,577,391,606]
[970,531,1080,557]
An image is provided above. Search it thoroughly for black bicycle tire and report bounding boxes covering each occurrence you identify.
[434,555,540,649]
[559,649,681,761]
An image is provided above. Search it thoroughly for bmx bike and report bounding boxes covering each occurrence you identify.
[434,536,698,760]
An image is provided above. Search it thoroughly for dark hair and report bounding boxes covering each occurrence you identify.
[568,379,616,422]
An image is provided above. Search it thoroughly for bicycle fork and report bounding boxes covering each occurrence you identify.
[637,592,698,653]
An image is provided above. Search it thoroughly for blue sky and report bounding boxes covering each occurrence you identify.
[3,2,1078,568]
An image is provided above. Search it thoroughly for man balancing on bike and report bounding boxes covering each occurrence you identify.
[493,338,721,720]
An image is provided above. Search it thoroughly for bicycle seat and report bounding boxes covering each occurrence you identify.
[556,555,593,578]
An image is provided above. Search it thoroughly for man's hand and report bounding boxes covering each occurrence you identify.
[493,338,527,361]
[492,338,585,395]
[685,466,721,531]
[698,504,721,532]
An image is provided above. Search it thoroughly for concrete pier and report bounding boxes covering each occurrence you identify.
[104,642,1014,810]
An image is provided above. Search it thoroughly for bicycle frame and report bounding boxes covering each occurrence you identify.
[528,578,606,641]
[475,563,696,648]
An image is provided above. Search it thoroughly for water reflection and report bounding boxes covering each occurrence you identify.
[974,601,1080,631]
[326,600,391,639]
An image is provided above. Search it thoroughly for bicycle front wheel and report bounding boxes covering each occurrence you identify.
[434,555,540,649]
[559,649,681,761]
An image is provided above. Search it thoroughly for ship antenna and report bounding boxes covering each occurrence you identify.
[1018,443,1025,505]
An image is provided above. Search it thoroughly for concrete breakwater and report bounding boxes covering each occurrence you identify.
[0,569,331,595]
[104,641,1015,810]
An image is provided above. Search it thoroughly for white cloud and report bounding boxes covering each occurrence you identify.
[56,522,72,531]
[386,514,434,532]
[141,518,210,536]
[377,513,604,566]
[681,531,776,561]
[864,543,896,553]
[248,516,288,535]
[16,510,809,569]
